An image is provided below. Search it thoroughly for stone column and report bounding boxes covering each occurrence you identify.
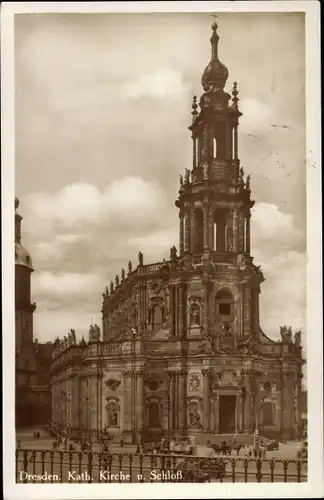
[184,212,189,253]
[71,375,80,436]
[238,211,244,252]
[281,371,293,440]
[243,374,253,432]
[202,369,211,432]
[237,389,244,433]
[232,209,238,252]
[89,372,98,441]
[135,371,145,442]
[178,285,185,339]
[214,392,220,433]
[203,207,209,250]
[167,372,174,439]
[190,209,195,254]
[177,370,187,434]
[243,286,252,336]
[179,214,184,254]
[203,280,209,337]
[246,214,251,254]
[169,285,175,338]
[122,371,132,438]
[226,211,233,252]
[208,208,214,249]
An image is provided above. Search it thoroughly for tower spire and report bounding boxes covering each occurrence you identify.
[201,21,229,91]
[210,17,219,60]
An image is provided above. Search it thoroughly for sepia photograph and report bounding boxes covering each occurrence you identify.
[2,1,322,498]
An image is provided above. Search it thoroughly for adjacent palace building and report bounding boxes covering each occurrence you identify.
[50,23,304,444]
[15,198,53,428]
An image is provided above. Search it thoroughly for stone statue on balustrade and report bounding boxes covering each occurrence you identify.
[121,268,125,281]
[170,245,177,261]
[128,260,132,273]
[280,325,293,343]
[138,251,144,266]
[110,281,114,294]
[294,330,302,347]
[115,275,119,288]
[70,329,76,345]
[184,168,190,185]
[89,324,101,342]
[180,174,183,187]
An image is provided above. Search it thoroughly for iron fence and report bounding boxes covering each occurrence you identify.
[16,449,307,483]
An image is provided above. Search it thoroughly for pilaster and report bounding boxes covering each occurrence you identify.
[202,369,211,431]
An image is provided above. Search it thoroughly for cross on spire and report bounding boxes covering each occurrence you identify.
[211,13,218,31]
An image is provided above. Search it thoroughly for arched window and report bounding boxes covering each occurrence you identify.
[215,289,234,318]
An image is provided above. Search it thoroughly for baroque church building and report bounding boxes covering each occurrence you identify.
[15,197,53,428]
[51,23,304,443]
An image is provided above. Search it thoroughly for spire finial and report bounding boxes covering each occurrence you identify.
[232,81,239,110]
[191,95,198,122]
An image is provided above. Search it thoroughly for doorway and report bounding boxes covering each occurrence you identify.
[219,395,236,434]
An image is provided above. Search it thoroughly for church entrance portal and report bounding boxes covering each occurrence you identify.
[219,395,236,434]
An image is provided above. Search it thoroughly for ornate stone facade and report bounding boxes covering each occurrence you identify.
[50,23,304,443]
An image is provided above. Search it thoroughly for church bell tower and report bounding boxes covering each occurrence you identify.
[175,22,264,342]
[15,197,36,384]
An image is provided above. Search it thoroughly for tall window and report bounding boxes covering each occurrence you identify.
[194,208,203,253]
[213,138,217,159]
[262,401,274,426]
[215,289,234,318]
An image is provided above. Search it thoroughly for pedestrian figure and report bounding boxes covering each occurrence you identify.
[253,447,257,458]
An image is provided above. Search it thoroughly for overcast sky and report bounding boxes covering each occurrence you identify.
[14,12,306,345]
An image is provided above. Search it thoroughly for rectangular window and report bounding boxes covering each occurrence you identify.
[219,303,231,316]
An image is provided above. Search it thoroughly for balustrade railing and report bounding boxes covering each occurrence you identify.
[15,448,307,483]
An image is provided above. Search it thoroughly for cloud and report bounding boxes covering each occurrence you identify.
[251,202,303,253]
[251,203,306,342]
[240,98,273,134]
[34,272,101,297]
[128,227,178,258]
[121,66,192,99]
[24,177,166,230]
